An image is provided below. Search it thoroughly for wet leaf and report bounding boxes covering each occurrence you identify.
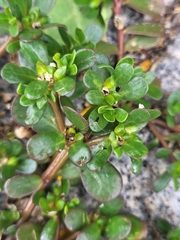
[5,175,42,198]
[122,141,148,159]
[64,207,89,231]
[124,214,147,240]
[83,70,102,90]
[69,141,91,167]
[74,49,96,72]
[77,223,101,240]
[53,77,75,96]
[105,215,131,240]
[84,24,103,45]
[119,76,148,100]
[16,159,37,174]
[58,159,80,179]
[27,132,65,161]
[98,196,124,216]
[63,106,89,132]
[24,81,48,100]
[40,217,58,240]
[1,63,37,84]
[87,142,112,171]
[16,223,42,240]
[113,63,134,85]
[25,102,47,125]
[80,162,122,202]
[20,40,49,69]
[131,158,142,174]
[19,28,43,42]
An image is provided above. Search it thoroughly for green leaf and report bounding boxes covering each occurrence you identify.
[145,109,161,121]
[87,142,112,171]
[83,70,102,90]
[122,141,148,159]
[19,28,43,42]
[6,40,20,53]
[119,76,148,100]
[124,214,147,240]
[114,108,128,122]
[168,227,180,239]
[156,219,172,235]
[77,223,101,240]
[12,97,29,127]
[53,77,75,96]
[167,90,180,116]
[27,132,65,161]
[88,107,108,132]
[7,0,31,20]
[105,215,131,240]
[125,22,164,37]
[69,141,91,167]
[1,63,37,84]
[16,223,42,240]
[95,41,118,55]
[84,24,103,45]
[125,36,160,52]
[11,139,23,156]
[63,106,89,132]
[75,28,85,44]
[32,0,56,15]
[58,159,80,179]
[85,90,104,105]
[117,57,134,66]
[33,103,58,132]
[5,175,42,198]
[80,162,122,202]
[103,110,115,122]
[154,171,172,192]
[16,159,37,174]
[40,217,58,240]
[147,84,163,100]
[156,148,171,159]
[24,81,48,100]
[64,207,89,231]
[74,49,96,72]
[1,165,16,181]
[124,109,150,127]
[98,196,124,216]
[131,158,142,174]
[25,102,47,125]
[125,0,165,19]
[113,63,134,85]
[20,40,49,69]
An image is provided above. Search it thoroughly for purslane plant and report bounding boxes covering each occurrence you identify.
[1,0,175,239]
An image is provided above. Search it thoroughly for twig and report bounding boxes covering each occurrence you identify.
[152,119,180,133]
[148,122,176,163]
[0,36,14,57]
[113,0,124,60]
[49,95,66,134]
[17,146,69,226]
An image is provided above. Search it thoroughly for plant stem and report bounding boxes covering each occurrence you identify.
[148,122,176,163]
[49,95,66,134]
[152,119,180,133]
[0,36,13,57]
[113,0,124,60]
[17,146,69,226]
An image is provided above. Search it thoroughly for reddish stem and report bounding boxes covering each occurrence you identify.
[113,0,124,60]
